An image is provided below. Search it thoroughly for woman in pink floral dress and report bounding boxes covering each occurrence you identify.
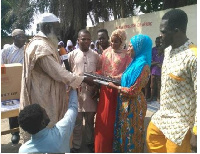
[94,29,132,153]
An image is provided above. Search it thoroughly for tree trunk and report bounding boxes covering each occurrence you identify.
[120,0,125,18]
[59,0,88,46]
[50,0,59,16]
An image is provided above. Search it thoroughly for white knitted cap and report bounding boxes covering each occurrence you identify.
[38,13,59,23]
[12,29,25,36]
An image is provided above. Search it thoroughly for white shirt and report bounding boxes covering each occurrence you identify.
[1,43,24,64]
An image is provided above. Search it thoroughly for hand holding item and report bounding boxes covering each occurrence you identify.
[83,76,95,86]
[108,82,116,88]
[108,82,122,92]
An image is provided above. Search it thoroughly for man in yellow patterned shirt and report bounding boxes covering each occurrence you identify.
[146,9,197,153]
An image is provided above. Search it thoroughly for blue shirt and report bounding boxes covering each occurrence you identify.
[19,89,78,153]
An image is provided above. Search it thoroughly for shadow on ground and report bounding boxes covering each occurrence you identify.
[1,142,21,153]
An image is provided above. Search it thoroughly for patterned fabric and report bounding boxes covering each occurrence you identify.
[99,47,132,78]
[95,47,132,153]
[110,29,127,50]
[151,40,197,145]
[1,43,24,64]
[122,35,152,88]
[113,65,150,153]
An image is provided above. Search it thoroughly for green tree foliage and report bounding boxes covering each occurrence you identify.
[1,0,13,36]
[135,0,164,13]
[1,0,197,43]
[1,0,50,36]
[57,0,88,45]
[162,0,197,9]
[1,0,35,36]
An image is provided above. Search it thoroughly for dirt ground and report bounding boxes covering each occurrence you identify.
[1,109,154,153]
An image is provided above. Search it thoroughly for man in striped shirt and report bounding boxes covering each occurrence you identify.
[1,29,26,144]
[1,29,26,64]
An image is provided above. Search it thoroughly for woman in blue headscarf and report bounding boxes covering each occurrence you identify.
[108,34,152,152]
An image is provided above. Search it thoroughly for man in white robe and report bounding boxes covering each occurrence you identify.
[20,13,92,143]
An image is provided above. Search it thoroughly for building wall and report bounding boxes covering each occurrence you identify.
[88,4,197,46]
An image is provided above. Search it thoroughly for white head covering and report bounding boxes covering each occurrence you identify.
[12,29,25,37]
[38,13,59,23]
[90,41,95,50]
[75,40,79,49]
[65,40,73,52]
[58,41,64,46]
[67,40,73,47]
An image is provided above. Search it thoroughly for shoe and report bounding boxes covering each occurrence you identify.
[11,134,20,144]
[70,148,80,153]
[87,143,94,153]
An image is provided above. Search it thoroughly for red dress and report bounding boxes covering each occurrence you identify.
[95,47,132,152]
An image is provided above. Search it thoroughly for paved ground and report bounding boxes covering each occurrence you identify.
[1,105,155,153]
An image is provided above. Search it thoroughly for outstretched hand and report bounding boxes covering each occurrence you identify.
[108,82,118,89]
[83,76,94,86]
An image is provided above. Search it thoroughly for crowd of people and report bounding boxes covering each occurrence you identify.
[1,8,197,153]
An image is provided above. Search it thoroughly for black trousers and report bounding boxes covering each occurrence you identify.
[9,116,19,135]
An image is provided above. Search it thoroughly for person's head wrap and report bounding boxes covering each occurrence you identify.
[38,13,59,23]
[65,40,73,52]
[121,34,152,88]
[58,41,64,46]
[67,40,73,47]
[110,29,126,50]
[75,40,79,49]
[12,29,25,37]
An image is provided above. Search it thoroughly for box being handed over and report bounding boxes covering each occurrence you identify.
[1,63,22,101]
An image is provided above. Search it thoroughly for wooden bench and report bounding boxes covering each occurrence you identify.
[1,108,19,135]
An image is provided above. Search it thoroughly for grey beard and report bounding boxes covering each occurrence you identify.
[46,32,59,48]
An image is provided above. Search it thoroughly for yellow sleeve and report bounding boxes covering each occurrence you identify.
[193,126,197,135]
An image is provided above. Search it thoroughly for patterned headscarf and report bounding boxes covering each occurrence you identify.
[58,41,64,46]
[110,29,127,50]
[121,34,152,88]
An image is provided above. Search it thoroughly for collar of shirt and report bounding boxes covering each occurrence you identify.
[167,40,192,57]
[12,43,24,50]
[77,48,92,55]
[31,128,48,140]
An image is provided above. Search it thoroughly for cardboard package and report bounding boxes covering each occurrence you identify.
[1,63,22,101]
